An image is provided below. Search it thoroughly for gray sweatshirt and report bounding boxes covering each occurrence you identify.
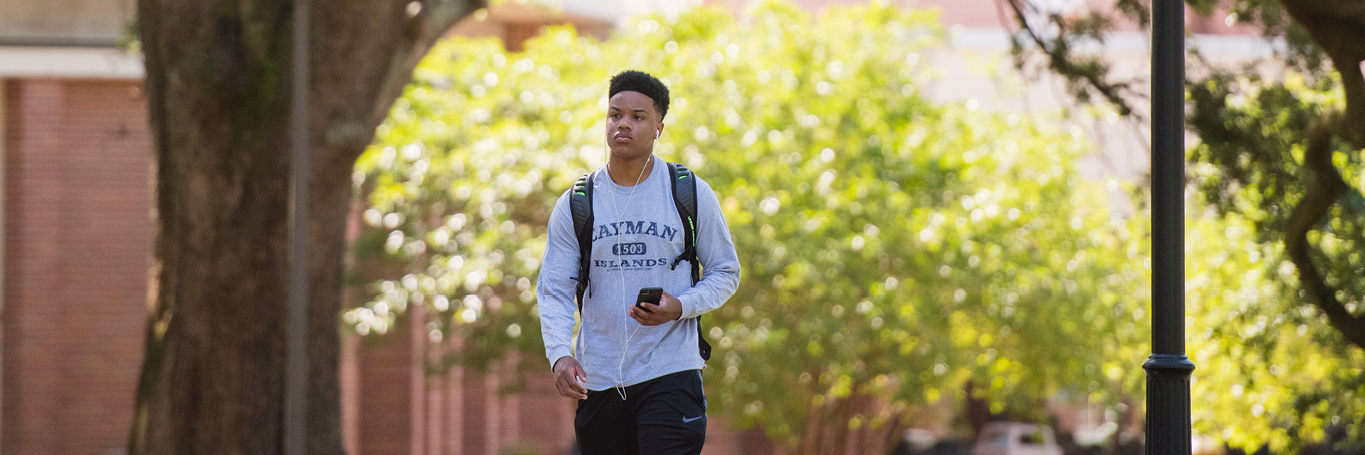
[537,155,741,390]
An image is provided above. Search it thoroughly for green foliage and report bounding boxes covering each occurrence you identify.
[1004,0,1365,448]
[350,1,1151,449]
[1188,67,1365,450]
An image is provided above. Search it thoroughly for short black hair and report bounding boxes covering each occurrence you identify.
[609,70,670,120]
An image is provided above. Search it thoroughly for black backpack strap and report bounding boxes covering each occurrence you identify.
[666,162,699,279]
[666,162,711,361]
[569,172,595,312]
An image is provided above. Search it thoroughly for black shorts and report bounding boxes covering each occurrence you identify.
[574,369,707,455]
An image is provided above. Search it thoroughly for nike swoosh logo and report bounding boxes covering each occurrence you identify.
[682,415,705,423]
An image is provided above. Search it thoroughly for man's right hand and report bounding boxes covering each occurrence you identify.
[552,356,588,400]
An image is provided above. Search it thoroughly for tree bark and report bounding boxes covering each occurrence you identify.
[129,0,483,453]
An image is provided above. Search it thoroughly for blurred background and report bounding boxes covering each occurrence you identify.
[3,0,1361,454]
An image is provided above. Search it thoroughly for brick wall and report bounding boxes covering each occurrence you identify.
[352,309,420,455]
[345,313,581,455]
[2,78,152,455]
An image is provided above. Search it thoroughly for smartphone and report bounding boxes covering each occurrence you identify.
[635,287,663,313]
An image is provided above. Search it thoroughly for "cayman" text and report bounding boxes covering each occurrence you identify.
[593,221,677,242]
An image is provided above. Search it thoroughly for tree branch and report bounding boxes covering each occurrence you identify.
[1284,114,1365,351]
[999,0,1145,118]
[1331,55,1365,147]
[1282,0,1365,146]
[312,0,484,170]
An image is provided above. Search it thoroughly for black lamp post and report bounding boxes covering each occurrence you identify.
[1143,0,1196,453]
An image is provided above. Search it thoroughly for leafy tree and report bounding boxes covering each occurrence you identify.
[352,2,1151,452]
[1187,206,1365,451]
[129,0,483,453]
[1000,0,1365,448]
[1187,72,1365,450]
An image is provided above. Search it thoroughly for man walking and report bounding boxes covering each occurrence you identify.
[537,70,741,454]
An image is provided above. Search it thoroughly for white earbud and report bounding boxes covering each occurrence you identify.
[655,131,660,139]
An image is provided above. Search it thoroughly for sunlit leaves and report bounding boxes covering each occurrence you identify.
[1187,66,1365,450]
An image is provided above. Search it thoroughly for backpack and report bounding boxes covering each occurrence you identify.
[568,162,712,361]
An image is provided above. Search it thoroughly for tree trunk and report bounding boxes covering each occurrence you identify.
[1280,0,1365,352]
[128,0,482,453]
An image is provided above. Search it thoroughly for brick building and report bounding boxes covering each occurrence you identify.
[2,0,151,449]
[3,74,151,455]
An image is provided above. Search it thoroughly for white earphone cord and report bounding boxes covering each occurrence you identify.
[608,156,650,400]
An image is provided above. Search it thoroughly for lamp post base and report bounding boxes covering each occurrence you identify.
[1143,353,1196,455]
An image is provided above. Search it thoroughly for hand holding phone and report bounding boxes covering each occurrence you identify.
[635,287,663,313]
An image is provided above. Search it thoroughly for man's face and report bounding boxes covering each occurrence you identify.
[605,90,663,160]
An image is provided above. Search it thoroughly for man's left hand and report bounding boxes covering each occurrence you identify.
[629,290,682,326]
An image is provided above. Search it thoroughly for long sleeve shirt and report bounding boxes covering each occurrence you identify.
[537,155,741,390]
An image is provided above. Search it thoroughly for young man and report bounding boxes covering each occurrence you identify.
[536,70,741,454]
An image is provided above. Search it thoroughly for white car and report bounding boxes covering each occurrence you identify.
[970,422,1063,455]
